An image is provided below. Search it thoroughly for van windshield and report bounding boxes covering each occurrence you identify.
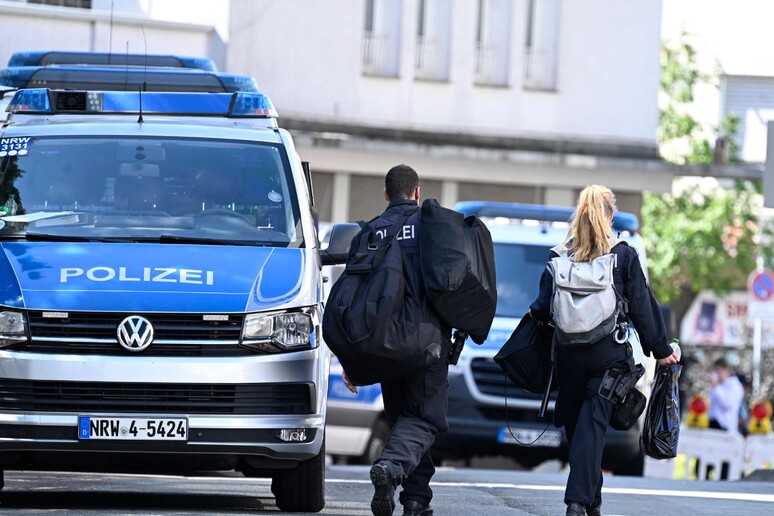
[494,242,551,318]
[0,136,302,246]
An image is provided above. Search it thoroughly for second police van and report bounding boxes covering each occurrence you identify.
[326,201,658,475]
[0,87,358,512]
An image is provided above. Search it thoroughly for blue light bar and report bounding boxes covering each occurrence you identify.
[9,51,217,71]
[98,91,234,114]
[6,88,52,113]
[217,73,259,92]
[0,66,258,93]
[7,89,278,119]
[0,67,35,88]
[231,92,278,117]
[455,201,640,232]
[7,51,46,68]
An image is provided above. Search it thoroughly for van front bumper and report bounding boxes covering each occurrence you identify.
[0,348,328,468]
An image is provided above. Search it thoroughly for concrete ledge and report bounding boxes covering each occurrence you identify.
[281,117,659,161]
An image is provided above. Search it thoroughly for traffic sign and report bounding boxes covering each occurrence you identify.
[748,269,774,302]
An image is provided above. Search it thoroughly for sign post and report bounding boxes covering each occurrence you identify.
[747,268,774,397]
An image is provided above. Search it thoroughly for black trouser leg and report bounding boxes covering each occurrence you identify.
[376,348,449,508]
[399,448,435,507]
[378,413,437,485]
[564,393,615,506]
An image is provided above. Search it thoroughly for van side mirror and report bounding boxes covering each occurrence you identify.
[321,223,360,266]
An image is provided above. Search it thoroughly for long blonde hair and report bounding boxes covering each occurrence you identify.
[564,185,617,262]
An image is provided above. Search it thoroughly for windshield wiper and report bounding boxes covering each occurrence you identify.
[22,233,126,243]
[11,233,272,246]
[157,235,267,246]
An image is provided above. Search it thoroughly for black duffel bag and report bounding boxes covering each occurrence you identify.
[494,313,555,394]
[323,213,444,386]
[420,199,497,344]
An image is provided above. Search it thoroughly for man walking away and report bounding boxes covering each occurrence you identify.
[341,164,450,516]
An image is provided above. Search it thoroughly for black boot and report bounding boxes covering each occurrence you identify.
[566,502,586,516]
[403,499,433,516]
[587,504,602,516]
[370,463,396,516]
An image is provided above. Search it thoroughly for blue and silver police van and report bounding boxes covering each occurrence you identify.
[326,201,656,474]
[0,88,356,512]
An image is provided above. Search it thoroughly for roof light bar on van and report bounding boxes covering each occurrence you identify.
[6,88,52,113]
[6,89,278,118]
[0,66,258,93]
[8,51,217,71]
[455,201,640,232]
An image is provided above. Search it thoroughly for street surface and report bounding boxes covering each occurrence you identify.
[0,466,772,515]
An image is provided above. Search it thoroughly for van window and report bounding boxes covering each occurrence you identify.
[494,242,551,318]
[0,137,302,246]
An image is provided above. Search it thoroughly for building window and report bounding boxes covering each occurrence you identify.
[523,0,560,91]
[474,0,513,87]
[362,0,402,78]
[415,0,452,81]
[28,0,92,8]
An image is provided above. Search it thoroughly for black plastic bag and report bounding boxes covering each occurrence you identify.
[420,199,497,344]
[494,313,555,394]
[640,363,683,459]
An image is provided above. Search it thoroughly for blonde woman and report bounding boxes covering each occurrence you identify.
[529,185,678,516]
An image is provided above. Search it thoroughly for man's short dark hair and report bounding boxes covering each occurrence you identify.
[385,164,420,200]
[713,358,729,370]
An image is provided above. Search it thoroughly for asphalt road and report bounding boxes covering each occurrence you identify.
[0,466,771,515]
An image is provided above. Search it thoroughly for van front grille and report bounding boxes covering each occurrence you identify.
[0,380,313,415]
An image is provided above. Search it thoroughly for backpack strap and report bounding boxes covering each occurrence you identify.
[363,210,415,329]
[385,209,417,241]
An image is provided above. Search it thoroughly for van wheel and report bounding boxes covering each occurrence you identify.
[271,440,325,512]
[354,419,389,465]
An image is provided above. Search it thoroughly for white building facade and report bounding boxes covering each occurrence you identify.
[229,0,675,222]
[0,0,226,70]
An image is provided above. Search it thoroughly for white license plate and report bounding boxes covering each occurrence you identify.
[78,417,188,441]
[497,427,562,448]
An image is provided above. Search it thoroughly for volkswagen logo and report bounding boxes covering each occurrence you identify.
[116,315,155,352]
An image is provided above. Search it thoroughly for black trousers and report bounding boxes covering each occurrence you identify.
[376,349,449,507]
[555,337,628,507]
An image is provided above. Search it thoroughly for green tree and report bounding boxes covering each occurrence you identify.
[643,35,764,325]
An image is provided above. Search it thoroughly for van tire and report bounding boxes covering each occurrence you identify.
[271,440,325,512]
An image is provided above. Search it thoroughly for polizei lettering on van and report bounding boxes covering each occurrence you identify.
[60,267,215,285]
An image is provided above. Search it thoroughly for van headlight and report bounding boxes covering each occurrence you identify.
[241,309,316,352]
[0,311,27,347]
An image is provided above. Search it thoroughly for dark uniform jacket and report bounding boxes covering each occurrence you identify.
[530,241,673,431]
[529,241,673,360]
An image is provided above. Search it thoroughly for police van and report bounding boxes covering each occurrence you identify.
[325,201,657,474]
[0,88,357,512]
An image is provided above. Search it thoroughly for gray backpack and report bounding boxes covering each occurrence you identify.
[547,239,624,346]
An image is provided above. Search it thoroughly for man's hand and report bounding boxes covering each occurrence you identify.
[657,351,679,367]
[342,371,358,394]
